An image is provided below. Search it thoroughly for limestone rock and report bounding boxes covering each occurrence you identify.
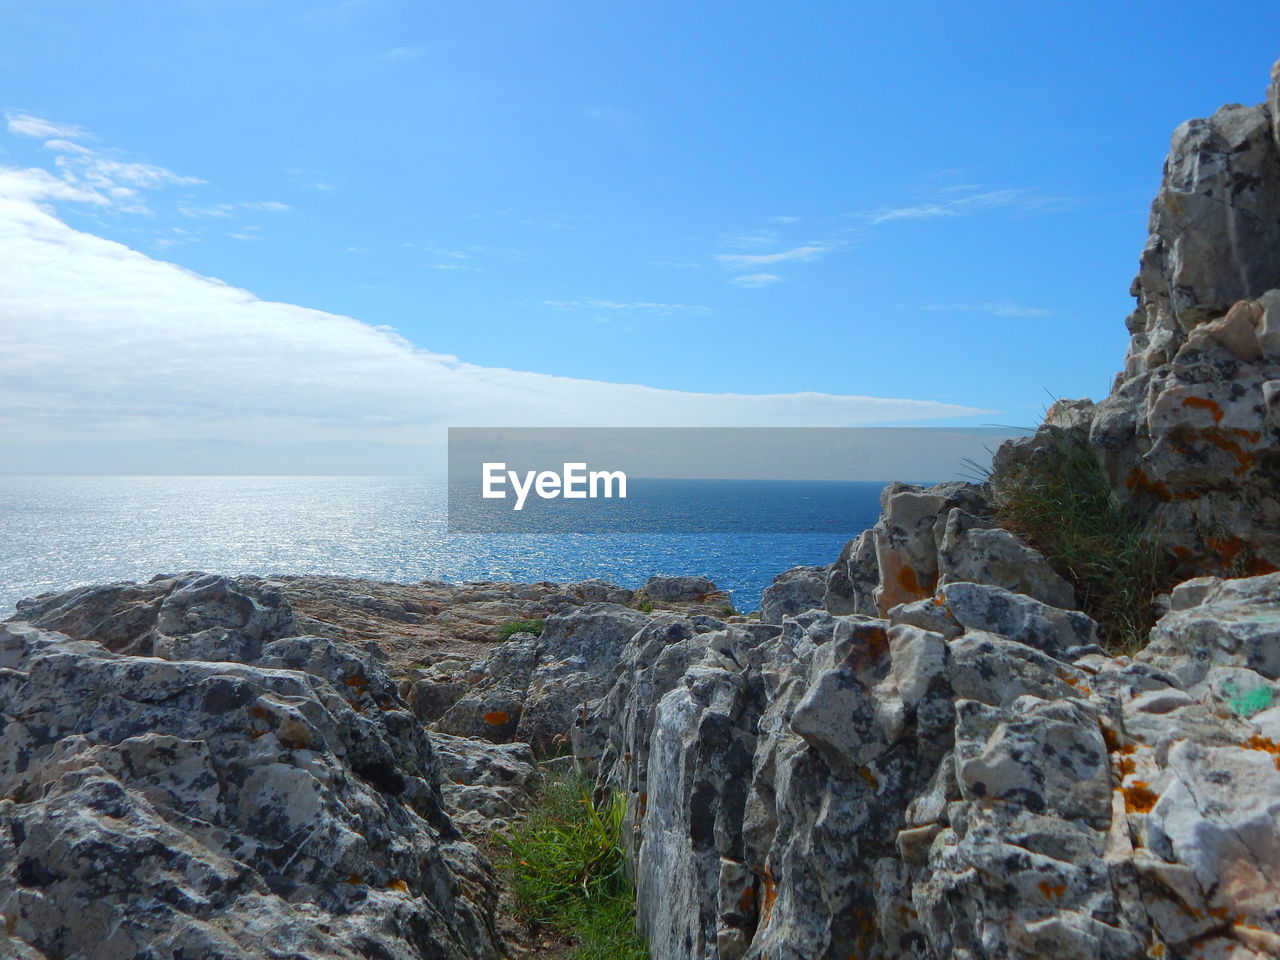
[1139,571,1280,685]
[939,580,1099,656]
[436,604,656,756]
[936,508,1076,609]
[642,574,722,603]
[760,565,829,624]
[1087,62,1280,571]
[432,734,541,835]
[870,481,989,616]
[0,613,500,960]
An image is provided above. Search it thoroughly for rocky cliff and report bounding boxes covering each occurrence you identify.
[4,60,1280,960]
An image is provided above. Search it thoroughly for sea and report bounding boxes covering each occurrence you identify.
[0,475,892,616]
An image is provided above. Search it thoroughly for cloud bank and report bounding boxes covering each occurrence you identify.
[0,166,988,473]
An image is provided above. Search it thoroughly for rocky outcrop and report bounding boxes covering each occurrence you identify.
[0,576,501,960]
[1082,64,1280,572]
[436,604,663,756]
[565,557,1280,960]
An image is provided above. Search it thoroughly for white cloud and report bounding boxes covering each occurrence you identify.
[543,299,713,316]
[714,245,825,268]
[380,45,426,60]
[6,113,91,141]
[865,188,1068,224]
[0,181,988,471]
[720,228,780,248]
[3,123,203,214]
[42,138,94,155]
[730,273,781,289]
[180,200,289,218]
[920,300,1050,319]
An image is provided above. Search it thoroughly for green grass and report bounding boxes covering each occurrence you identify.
[498,618,545,640]
[985,425,1176,654]
[635,599,654,613]
[495,772,647,960]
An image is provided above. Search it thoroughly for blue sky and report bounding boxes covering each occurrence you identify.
[2,1,1279,472]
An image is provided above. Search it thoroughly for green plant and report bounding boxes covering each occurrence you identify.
[495,772,647,960]
[986,426,1176,654]
[635,599,654,613]
[720,606,737,618]
[498,618,545,640]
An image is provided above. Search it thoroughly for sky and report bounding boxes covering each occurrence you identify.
[2,0,1279,474]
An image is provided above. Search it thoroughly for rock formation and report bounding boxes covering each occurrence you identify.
[4,57,1280,960]
[1087,63,1280,572]
[0,574,502,960]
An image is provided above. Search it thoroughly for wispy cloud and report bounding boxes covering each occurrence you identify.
[380,45,426,60]
[429,263,478,271]
[179,200,290,218]
[920,300,1050,319]
[543,299,713,316]
[714,245,826,268]
[864,188,1070,224]
[730,273,781,289]
[6,112,92,141]
[3,114,204,215]
[0,189,988,472]
[720,228,780,248]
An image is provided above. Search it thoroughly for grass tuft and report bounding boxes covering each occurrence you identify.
[495,771,647,960]
[986,426,1175,654]
[498,618,545,640]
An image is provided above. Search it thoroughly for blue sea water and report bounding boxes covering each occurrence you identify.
[0,476,889,616]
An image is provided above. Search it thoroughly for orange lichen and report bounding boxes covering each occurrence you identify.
[897,565,923,597]
[1197,427,1255,474]
[858,766,879,789]
[1060,674,1094,696]
[1243,735,1280,770]
[1121,780,1159,813]
[344,674,370,694]
[1038,880,1067,900]
[387,878,410,894]
[483,710,510,726]
[1206,536,1246,565]
[1126,468,1173,502]
[1182,395,1224,423]
[759,866,778,928]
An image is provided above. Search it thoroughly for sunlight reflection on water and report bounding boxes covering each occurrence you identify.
[0,476,882,615]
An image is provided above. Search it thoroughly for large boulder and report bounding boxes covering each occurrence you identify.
[577,559,1280,960]
[0,587,500,960]
[1085,63,1280,572]
[760,565,829,624]
[436,603,656,755]
[13,571,297,658]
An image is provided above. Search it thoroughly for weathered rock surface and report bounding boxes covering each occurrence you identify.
[1080,64,1280,572]
[435,603,660,756]
[759,565,829,624]
[569,562,1280,960]
[431,734,542,835]
[0,578,502,960]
